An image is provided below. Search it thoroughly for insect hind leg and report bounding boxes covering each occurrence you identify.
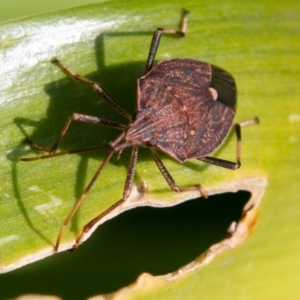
[197,117,259,169]
[151,148,208,198]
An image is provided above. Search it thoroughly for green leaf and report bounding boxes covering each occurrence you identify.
[0,0,299,299]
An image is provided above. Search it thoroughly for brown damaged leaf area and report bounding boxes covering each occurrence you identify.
[86,176,267,300]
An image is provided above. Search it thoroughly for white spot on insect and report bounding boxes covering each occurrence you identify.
[29,186,63,213]
[0,235,18,245]
[190,130,195,136]
[208,87,218,101]
[289,114,300,123]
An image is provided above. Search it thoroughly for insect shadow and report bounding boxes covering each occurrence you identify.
[10,28,209,243]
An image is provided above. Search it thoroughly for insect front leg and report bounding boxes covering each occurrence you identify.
[49,114,126,154]
[151,148,208,198]
[23,113,126,154]
[145,9,189,73]
[70,146,139,251]
[51,58,131,120]
[197,117,259,169]
[53,149,117,252]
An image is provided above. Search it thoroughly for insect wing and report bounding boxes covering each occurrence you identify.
[137,59,236,162]
[154,85,235,161]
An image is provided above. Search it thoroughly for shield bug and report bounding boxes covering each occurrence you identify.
[21,10,258,253]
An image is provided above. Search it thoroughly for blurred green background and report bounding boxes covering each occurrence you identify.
[0,0,100,22]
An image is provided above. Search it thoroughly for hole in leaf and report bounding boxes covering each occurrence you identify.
[0,191,250,299]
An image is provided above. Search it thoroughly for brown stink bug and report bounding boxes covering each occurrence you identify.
[21,10,258,253]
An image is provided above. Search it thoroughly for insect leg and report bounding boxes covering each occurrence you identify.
[53,149,116,253]
[51,58,131,120]
[24,113,126,156]
[151,148,208,198]
[145,9,189,73]
[197,117,259,169]
[21,145,111,161]
[71,146,139,250]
